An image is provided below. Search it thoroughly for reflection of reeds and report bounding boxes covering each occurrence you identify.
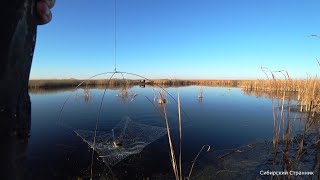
[29,79,130,88]
[31,78,320,114]
[83,88,91,102]
[198,88,203,98]
[29,79,242,88]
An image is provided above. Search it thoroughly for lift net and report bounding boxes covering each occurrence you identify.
[74,116,167,166]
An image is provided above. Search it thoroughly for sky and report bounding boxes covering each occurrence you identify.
[31,0,320,80]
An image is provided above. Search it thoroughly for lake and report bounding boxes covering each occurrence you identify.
[25,86,304,179]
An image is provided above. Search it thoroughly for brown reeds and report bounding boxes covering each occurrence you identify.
[30,78,320,113]
[260,68,320,180]
[268,70,294,179]
[178,93,183,180]
[241,77,320,115]
[186,145,211,180]
[158,92,210,180]
[158,90,167,104]
[159,92,179,180]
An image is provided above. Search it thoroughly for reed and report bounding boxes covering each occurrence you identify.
[161,96,179,179]
[178,93,183,180]
[158,90,167,104]
[268,70,294,179]
[241,77,320,115]
[30,78,320,110]
[158,92,210,180]
[262,69,319,180]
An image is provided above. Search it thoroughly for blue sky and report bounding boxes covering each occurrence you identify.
[31,0,320,80]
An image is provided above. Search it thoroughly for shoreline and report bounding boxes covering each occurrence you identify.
[28,79,312,90]
[28,79,243,89]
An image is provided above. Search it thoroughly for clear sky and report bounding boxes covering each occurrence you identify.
[31,0,320,80]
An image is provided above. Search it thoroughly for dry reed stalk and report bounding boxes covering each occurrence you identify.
[281,102,293,177]
[295,102,315,164]
[160,92,179,180]
[261,68,320,180]
[159,92,209,180]
[270,71,281,171]
[187,145,211,180]
[178,93,183,180]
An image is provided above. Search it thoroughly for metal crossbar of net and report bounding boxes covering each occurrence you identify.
[74,116,167,166]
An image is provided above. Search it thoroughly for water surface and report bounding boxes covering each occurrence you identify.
[26,86,299,179]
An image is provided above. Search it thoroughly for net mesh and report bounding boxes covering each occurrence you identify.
[74,116,167,166]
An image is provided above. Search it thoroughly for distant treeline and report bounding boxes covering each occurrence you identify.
[29,78,320,114]
[28,79,243,89]
[28,79,318,91]
[29,79,130,89]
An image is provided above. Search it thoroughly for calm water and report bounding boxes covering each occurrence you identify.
[25,86,300,179]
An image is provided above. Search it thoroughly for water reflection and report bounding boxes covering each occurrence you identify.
[198,88,203,104]
[83,88,91,103]
[28,85,135,94]
[25,86,309,179]
[241,89,298,100]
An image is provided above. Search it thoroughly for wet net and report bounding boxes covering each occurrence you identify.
[74,116,167,166]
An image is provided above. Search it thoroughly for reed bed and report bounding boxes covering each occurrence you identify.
[254,69,320,180]
[31,78,320,115]
[31,77,320,115]
[241,78,320,115]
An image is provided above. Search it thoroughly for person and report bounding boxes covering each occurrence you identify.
[37,0,56,25]
[0,0,55,179]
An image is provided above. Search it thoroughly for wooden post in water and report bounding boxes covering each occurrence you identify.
[0,0,37,179]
